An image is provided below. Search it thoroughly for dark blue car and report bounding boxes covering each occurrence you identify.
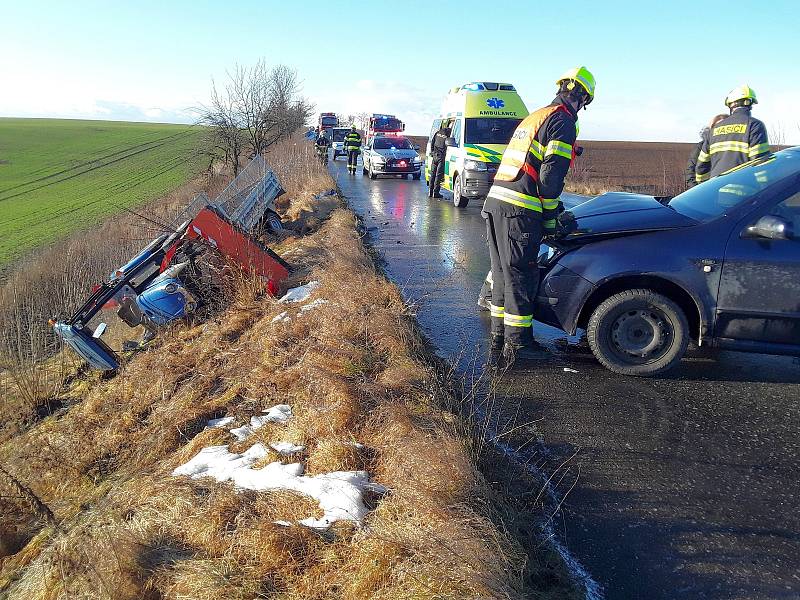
[536,147,800,376]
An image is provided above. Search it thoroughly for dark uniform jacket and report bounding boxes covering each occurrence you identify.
[344,131,362,151]
[695,108,769,183]
[684,133,706,188]
[483,97,577,228]
[430,128,450,159]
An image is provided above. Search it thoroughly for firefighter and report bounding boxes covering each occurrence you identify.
[315,130,330,164]
[428,124,451,198]
[483,66,595,366]
[695,85,769,184]
[685,114,727,188]
[344,125,362,175]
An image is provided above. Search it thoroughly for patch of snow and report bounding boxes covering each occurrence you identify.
[279,281,320,304]
[229,405,293,441]
[271,311,290,323]
[299,298,329,313]
[563,368,579,373]
[270,441,305,455]
[172,444,382,528]
[207,416,235,429]
[262,404,292,423]
[273,520,293,527]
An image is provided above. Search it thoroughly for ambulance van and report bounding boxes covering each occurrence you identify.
[425,82,528,207]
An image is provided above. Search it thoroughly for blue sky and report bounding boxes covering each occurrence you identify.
[1,0,798,142]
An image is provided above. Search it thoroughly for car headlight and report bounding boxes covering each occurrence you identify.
[373,155,386,163]
[413,157,422,164]
[465,159,488,171]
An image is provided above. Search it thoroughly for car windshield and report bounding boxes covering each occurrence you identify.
[373,117,402,131]
[465,118,522,144]
[374,137,412,150]
[321,117,337,126]
[668,152,799,222]
[332,129,347,142]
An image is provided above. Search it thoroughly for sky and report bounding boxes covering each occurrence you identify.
[1,0,799,143]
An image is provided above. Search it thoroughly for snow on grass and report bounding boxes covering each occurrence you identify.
[279,281,320,304]
[229,404,293,442]
[172,443,386,528]
[206,416,235,429]
[270,442,305,455]
[299,298,328,313]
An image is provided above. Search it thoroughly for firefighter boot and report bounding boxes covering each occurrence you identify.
[501,339,547,368]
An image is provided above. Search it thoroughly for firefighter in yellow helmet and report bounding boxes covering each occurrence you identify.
[483,66,595,366]
[695,85,769,184]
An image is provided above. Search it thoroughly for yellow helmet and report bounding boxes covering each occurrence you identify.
[556,66,596,102]
[725,84,758,107]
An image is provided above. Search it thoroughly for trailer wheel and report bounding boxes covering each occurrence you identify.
[587,288,689,376]
[265,211,283,232]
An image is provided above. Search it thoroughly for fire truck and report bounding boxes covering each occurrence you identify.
[365,114,405,146]
[318,112,338,135]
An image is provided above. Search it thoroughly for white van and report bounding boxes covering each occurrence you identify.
[426,82,528,207]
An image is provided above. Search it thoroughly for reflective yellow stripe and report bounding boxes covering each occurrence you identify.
[488,186,543,212]
[697,150,711,163]
[545,140,573,159]
[529,140,544,160]
[504,313,533,327]
[541,197,560,211]
[496,164,520,178]
[709,141,749,155]
[490,304,505,318]
[503,148,528,163]
[749,143,769,158]
[695,172,710,183]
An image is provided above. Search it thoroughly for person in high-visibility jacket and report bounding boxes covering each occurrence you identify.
[344,126,362,174]
[483,66,595,365]
[695,85,769,184]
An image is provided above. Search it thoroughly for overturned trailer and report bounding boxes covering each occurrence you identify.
[53,157,291,370]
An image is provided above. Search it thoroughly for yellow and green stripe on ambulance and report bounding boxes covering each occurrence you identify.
[426,82,528,208]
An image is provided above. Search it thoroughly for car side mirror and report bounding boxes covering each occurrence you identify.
[445,137,456,147]
[744,215,792,240]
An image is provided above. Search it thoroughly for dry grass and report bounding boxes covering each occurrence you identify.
[564,140,695,197]
[0,141,538,599]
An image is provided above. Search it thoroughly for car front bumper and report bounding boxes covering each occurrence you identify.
[534,263,594,335]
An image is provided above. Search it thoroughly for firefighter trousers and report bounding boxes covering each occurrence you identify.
[347,150,359,172]
[429,156,445,196]
[484,210,542,346]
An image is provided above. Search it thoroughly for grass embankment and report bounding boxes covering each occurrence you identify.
[0,118,204,267]
[0,141,576,599]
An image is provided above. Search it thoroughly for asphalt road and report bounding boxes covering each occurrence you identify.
[331,158,800,600]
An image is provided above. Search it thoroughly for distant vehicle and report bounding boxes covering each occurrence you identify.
[331,127,350,160]
[426,82,528,208]
[319,112,338,135]
[366,114,405,146]
[362,135,422,180]
[532,149,800,376]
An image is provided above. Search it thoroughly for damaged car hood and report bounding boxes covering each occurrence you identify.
[558,192,696,241]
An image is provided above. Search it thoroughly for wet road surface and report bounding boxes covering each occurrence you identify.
[332,158,800,600]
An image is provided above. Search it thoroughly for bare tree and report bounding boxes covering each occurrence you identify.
[195,60,314,174]
[196,80,247,175]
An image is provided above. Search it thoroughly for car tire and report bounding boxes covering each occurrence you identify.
[587,289,689,376]
[369,165,377,180]
[362,162,367,175]
[453,174,468,208]
[413,173,421,180]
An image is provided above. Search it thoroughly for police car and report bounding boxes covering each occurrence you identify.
[362,135,422,180]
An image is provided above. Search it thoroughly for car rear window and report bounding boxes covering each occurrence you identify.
[465,118,522,144]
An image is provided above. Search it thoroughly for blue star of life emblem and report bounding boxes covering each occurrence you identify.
[486,97,505,109]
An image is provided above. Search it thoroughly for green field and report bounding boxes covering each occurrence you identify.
[0,118,204,267]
